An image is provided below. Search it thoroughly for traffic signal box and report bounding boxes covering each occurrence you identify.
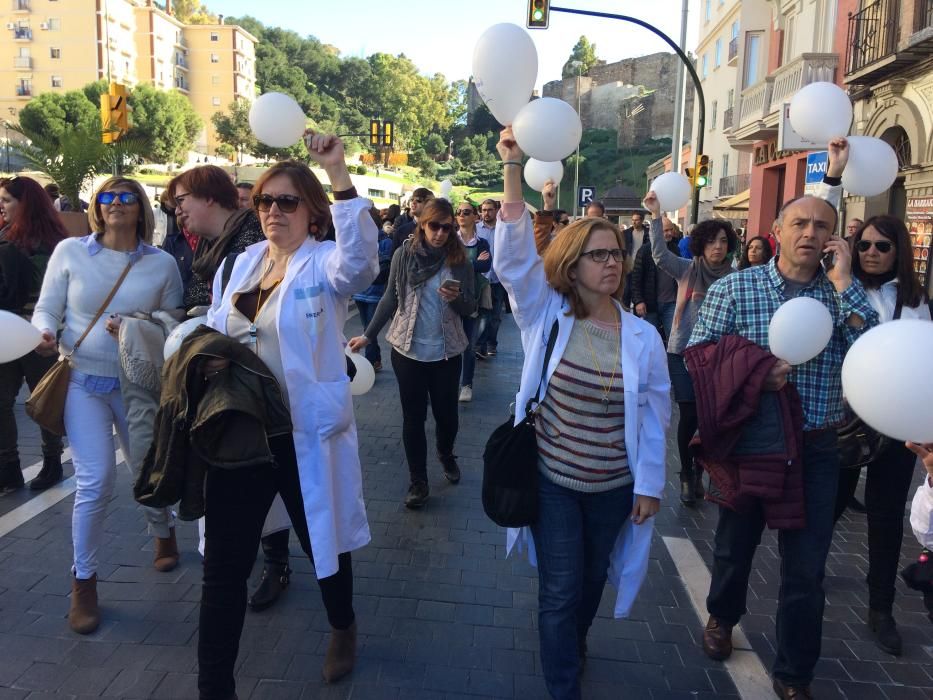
[527,0,549,29]
[369,119,381,147]
[695,155,710,188]
[101,83,130,144]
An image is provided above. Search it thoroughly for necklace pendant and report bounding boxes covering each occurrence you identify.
[602,395,610,412]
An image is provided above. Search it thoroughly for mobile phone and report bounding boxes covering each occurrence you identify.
[821,250,835,270]
[440,278,461,291]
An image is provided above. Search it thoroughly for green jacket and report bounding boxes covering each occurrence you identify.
[134,325,292,520]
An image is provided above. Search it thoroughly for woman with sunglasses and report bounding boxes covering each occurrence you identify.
[199,133,378,698]
[32,177,183,634]
[833,215,931,657]
[0,176,67,494]
[493,127,670,700]
[348,198,476,509]
[645,200,738,506]
[455,201,491,402]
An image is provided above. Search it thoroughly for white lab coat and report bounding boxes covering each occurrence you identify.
[494,205,672,617]
[207,197,380,579]
[911,476,933,550]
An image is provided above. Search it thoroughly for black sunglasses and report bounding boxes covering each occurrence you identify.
[856,240,893,253]
[456,209,475,216]
[426,221,454,234]
[580,248,628,263]
[253,194,302,213]
[97,191,139,205]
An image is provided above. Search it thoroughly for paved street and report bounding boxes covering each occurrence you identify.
[0,314,931,699]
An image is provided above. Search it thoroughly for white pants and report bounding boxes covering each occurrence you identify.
[65,378,133,579]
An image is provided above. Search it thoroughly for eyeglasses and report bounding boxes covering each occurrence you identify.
[425,221,454,234]
[97,191,139,206]
[856,239,893,253]
[580,248,628,263]
[456,209,475,216]
[559,219,570,225]
[253,194,302,213]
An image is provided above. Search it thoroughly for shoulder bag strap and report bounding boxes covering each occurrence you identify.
[525,319,560,417]
[894,298,904,321]
[66,260,134,357]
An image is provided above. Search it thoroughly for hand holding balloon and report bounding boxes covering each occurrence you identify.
[347,335,369,353]
[642,191,661,218]
[304,131,352,192]
[906,442,933,476]
[35,330,57,357]
[763,360,792,391]
[496,127,523,163]
[826,137,849,178]
[542,180,557,210]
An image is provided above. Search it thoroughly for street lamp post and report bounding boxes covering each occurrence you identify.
[570,60,584,218]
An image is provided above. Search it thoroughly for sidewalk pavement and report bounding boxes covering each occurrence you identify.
[0,313,930,699]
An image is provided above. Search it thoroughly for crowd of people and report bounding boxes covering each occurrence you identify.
[0,126,932,700]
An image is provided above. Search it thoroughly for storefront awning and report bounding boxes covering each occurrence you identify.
[713,189,750,216]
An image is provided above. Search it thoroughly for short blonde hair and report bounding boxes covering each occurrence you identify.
[542,216,629,319]
[88,177,154,243]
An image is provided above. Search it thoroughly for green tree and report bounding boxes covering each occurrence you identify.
[562,36,600,78]
[211,99,256,162]
[162,0,216,24]
[128,84,202,163]
[18,91,100,148]
[423,134,447,158]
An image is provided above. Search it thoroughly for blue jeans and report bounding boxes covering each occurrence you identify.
[355,300,381,364]
[476,282,507,352]
[706,429,839,686]
[530,477,634,700]
[461,315,477,387]
[658,301,676,343]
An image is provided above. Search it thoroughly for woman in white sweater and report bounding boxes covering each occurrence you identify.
[33,177,183,635]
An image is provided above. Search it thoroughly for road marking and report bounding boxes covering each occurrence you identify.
[661,535,773,700]
[0,448,124,539]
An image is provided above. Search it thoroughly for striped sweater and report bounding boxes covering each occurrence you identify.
[536,318,632,492]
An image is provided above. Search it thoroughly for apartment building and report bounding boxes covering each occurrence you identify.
[1,0,257,156]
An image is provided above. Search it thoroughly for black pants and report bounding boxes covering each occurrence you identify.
[677,401,700,479]
[390,349,461,484]
[261,528,289,566]
[0,353,64,464]
[834,440,918,613]
[198,434,354,700]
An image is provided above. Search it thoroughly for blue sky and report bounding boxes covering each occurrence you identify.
[217,0,700,91]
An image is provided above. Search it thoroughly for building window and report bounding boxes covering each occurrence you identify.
[721,153,729,179]
[368,189,386,199]
[210,53,219,63]
[727,88,735,108]
[51,76,63,88]
[50,47,61,59]
[743,33,762,88]
[711,100,718,129]
[48,17,61,31]
[705,0,711,22]
[702,54,708,79]
[731,21,739,40]
[212,97,221,106]
[210,32,219,41]
[211,75,221,86]
[782,14,797,66]
[715,38,722,67]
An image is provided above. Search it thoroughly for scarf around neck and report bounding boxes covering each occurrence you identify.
[397,238,446,311]
[672,256,734,331]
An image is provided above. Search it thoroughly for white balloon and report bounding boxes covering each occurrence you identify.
[523,159,564,192]
[768,297,833,365]
[649,172,692,212]
[248,92,307,148]
[0,310,42,363]
[789,82,852,144]
[439,179,453,198]
[472,23,538,125]
[841,135,899,197]
[345,348,375,396]
[512,98,583,162]
[842,320,933,442]
[164,317,207,361]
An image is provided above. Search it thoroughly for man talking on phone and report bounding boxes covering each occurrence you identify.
[686,137,879,699]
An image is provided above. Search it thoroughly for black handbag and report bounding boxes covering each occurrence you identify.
[482,320,559,527]
[837,300,902,469]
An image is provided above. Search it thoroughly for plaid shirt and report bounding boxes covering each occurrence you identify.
[688,257,879,430]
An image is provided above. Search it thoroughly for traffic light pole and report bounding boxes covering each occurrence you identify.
[549,5,706,224]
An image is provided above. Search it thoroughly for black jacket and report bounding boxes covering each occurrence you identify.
[0,240,33,313]
[134,326,292,520]
[160,230,195,289]
[630,239,679,312]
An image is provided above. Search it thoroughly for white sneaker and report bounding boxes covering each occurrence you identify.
[459,385,473,402]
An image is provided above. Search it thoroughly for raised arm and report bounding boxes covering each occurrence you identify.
[643,191,691,280]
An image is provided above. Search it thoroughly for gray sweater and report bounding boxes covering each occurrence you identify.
[649,217,699,355]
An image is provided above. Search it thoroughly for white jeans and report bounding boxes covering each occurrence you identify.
[65,378,133,579]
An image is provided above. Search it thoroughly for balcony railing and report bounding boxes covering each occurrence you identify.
[723,106,734,130]
[175,55,187,69]
[918,0,933,31]
[13,56,31,69]
[738,77,773,128]
[728,37,738,63]
[847,0,899,74]
[768,53,838,113]
[15,84,32,97]
[12,0,30,10]
[719,173,751,198]
[13,27,32,40]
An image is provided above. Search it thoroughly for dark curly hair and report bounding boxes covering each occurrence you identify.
[739,235,773,269]
[688,219,739,258]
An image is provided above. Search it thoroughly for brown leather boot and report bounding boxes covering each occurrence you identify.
[702,615,733,661]
[322,621,357,683]
[153,527,179,572]
[69,574,100,635]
